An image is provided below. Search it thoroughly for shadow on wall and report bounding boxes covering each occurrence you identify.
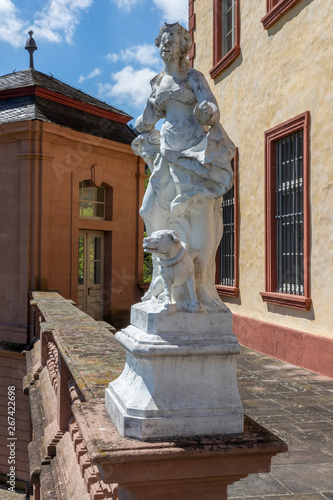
[213,52,244,86]
[221,292,242,307]
[266,0,316,36]
[267,302,315,321]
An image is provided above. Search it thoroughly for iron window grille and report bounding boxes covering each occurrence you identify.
[261,112,311,310]
[219,159,235,287]
[275,131,304,295]
[216,150,239,298]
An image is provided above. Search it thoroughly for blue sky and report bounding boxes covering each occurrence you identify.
[0,0,188,123]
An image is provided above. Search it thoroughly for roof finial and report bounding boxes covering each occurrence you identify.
[25,30,37,69]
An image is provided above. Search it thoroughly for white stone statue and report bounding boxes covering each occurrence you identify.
[132,22,235,312]
[106,24,243,439]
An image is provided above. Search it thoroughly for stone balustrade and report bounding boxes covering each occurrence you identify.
[25,291,287,500]
[25,291,119,500]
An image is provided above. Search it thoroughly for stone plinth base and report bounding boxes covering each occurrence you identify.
[105,302,243,440]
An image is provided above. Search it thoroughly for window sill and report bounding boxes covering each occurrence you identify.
[210,45,241,79]
[216,285,239,298]
[261,0,300,29]
[260,291,311,310]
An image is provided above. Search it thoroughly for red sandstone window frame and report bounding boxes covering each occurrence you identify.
[261,0,301,30]
[260,112,311,310]
[188,0,196,67]
[210,0,240,79]
[216,149,239,298]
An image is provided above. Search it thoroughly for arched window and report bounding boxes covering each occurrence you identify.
[79,181,105,219]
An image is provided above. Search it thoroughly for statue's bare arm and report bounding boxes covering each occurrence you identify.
[135,93,165,133]
[188,69,220,126]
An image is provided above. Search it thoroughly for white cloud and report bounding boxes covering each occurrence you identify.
[78,67,102,83]
[106,53,119,63]
[152,0,188,25]
[98,82,113,95]
[106,43,160,66]
[98,66,156,108]
[109,0,188,24]
[0,0,27,47]
[31,0,93,44]
[109,0,141,12]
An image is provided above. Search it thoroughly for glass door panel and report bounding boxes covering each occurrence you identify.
[77,231,104,320]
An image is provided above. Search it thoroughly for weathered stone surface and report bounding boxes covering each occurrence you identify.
[31,292,125,400]
[26,292,124,499]
[106,303,243,439]
[72,400,286,499]
[130,300,233,335]
[0,485,26,499]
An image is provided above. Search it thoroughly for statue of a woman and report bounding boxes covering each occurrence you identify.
[132,22,235,311]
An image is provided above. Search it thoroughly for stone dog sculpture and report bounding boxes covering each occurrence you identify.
[132,22,235,312]
[143,230,200,311]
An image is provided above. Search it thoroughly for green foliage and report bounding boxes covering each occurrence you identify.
[143,231,152,283]
[142,167,152,283]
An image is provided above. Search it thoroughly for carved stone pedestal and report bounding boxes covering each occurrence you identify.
[105,302,243,440]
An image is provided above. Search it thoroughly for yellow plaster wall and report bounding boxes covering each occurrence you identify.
[194,0,333,339]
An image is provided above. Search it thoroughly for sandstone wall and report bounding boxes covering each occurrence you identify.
[0,351,30,482]
[0,120,144,332]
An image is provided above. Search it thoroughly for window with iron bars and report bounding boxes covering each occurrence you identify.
[219,159,235,286]
[275,131,304,295]
[216,152,239,298]
[261,112,311,310]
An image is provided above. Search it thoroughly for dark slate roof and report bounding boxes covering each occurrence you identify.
[0,95,136,144]
[0,69,136,145]
[0,68,130,118]
[0,95,35,123]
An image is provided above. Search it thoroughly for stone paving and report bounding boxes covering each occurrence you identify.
[229,346,333,500]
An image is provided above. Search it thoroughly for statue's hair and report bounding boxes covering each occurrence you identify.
[155,23,192,71]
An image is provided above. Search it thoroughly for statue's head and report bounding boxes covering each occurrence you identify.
[155,23,192,65]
